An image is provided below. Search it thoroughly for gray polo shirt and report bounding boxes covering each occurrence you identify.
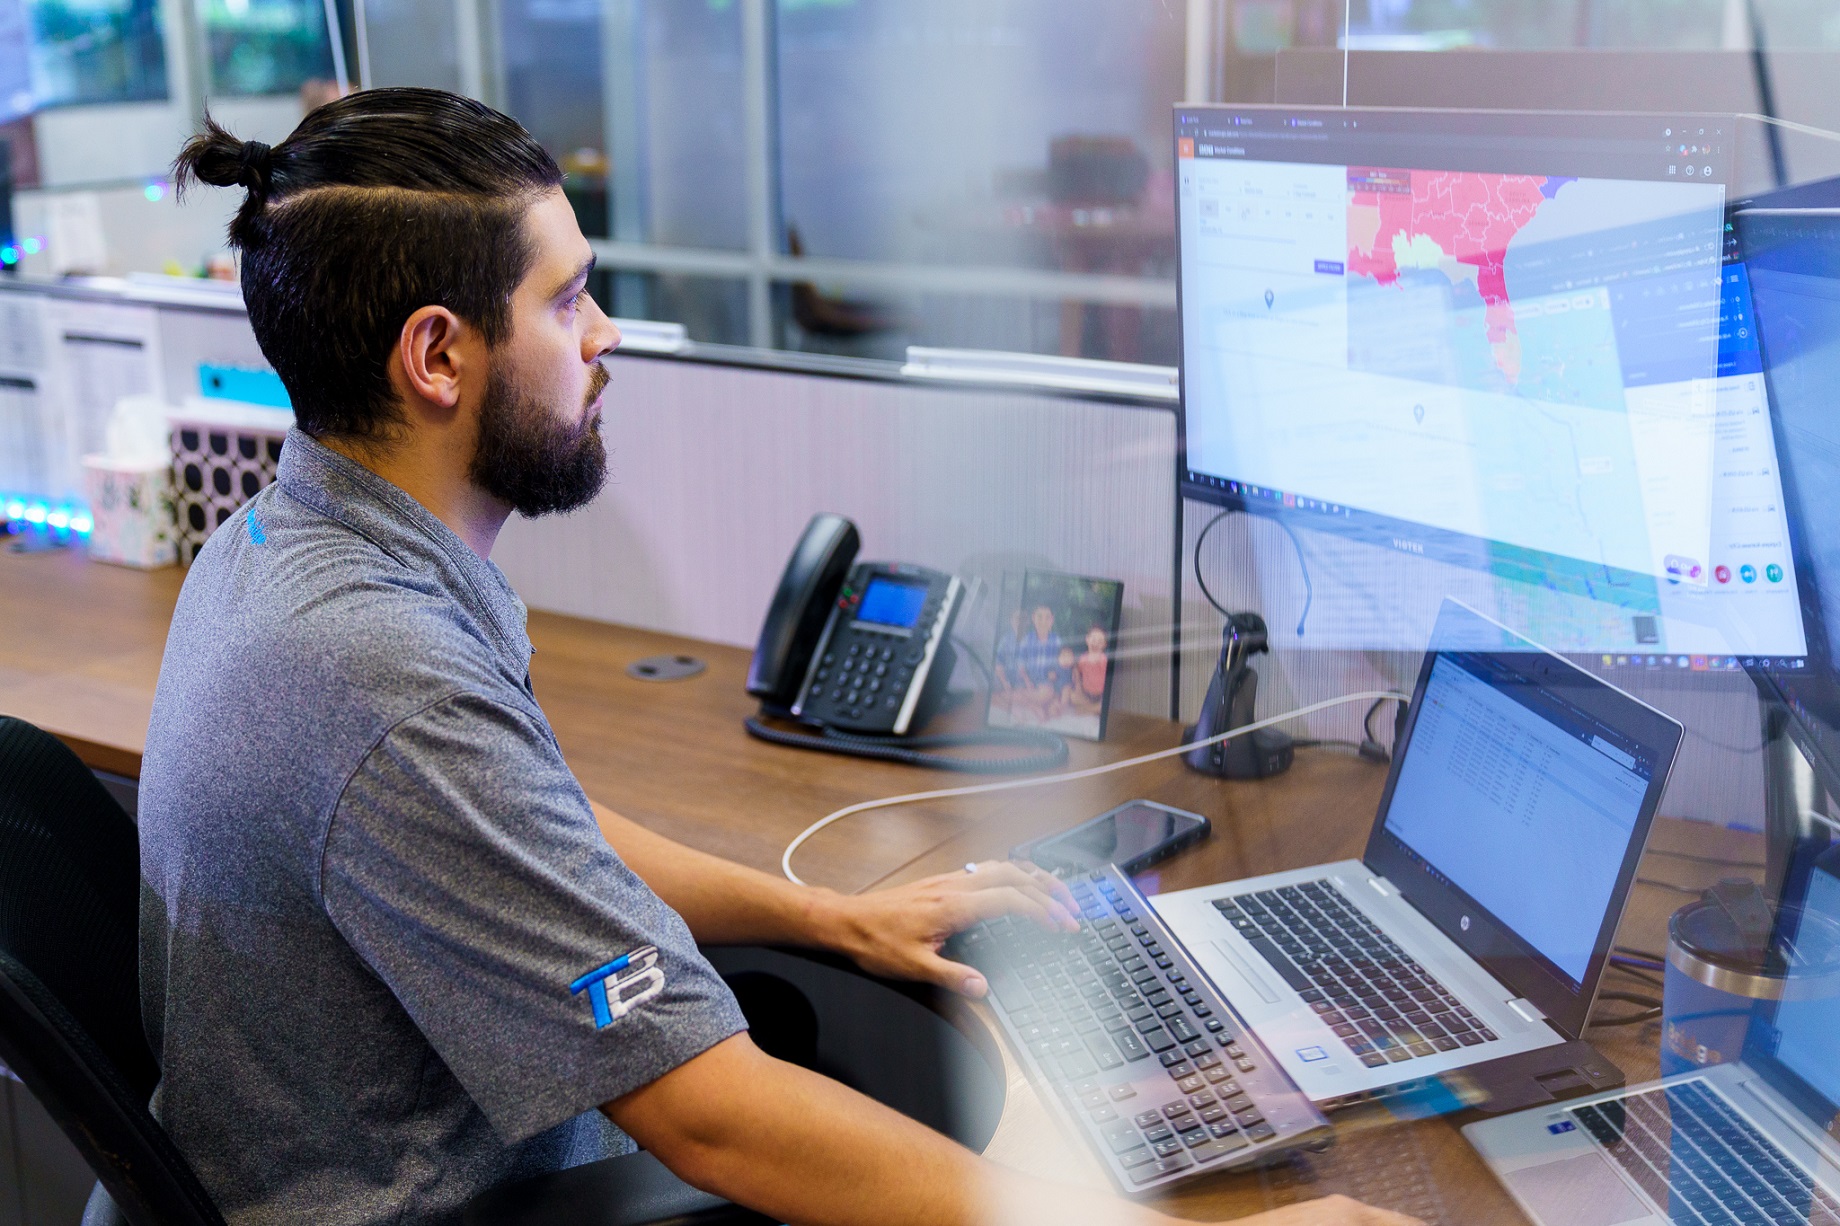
[136,429,746,1224]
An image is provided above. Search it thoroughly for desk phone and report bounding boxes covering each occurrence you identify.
[789,561,962,735]
[745,514,1065,772]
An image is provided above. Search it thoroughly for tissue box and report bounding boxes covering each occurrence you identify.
[82,456,177,568]
[169,399,292,564]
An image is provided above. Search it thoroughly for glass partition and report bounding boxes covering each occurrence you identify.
[24,0,165,106]
[198,0,336,97]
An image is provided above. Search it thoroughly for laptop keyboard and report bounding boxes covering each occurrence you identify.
[947,866,1326,1192]
[1571,1080,1840,1226]
[1211,880,1500,1068]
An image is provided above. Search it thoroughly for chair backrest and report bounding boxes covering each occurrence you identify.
[0,717,225,1226]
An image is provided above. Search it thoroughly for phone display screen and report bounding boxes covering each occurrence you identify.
[856,577,929,628]
[1036,803,1203,870]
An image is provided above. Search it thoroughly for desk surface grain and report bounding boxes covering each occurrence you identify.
[2,546,1749,1223]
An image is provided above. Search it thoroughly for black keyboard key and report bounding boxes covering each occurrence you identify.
[1115,1031,1149,1061]
[1118,1146,1155,1169]
[1143,1027,1177,1053]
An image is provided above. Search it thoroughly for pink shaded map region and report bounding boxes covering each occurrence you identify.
[1347,168,1568,382]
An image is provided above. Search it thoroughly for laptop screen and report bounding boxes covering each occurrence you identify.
[1381,653,1655,983]
[1744,848,1840,1130]
[1365,601,1683,1037]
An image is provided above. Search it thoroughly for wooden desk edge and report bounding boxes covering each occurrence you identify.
[50,729,144,781]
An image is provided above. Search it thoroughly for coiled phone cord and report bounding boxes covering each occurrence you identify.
[743,717,1070,774]
[780,688,1411,885]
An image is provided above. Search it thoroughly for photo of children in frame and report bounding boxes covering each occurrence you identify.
[987,569,1125,741]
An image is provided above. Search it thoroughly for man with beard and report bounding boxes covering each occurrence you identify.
[134,89,1413,1226]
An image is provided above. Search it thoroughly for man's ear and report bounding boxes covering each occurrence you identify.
[395,305,469,412]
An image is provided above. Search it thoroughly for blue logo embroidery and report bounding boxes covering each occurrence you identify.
[570,946,664,1028]
[246,511,267,545]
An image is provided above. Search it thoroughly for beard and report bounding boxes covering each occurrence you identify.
[469,361,610,517]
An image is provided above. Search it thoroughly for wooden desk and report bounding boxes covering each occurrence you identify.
[0,546,1757,1223]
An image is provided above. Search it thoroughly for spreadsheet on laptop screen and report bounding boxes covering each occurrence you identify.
[1379,653,1652,983]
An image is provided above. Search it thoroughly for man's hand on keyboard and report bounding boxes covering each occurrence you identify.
[821,859,1079,996]
[1235,1194,1423,1225]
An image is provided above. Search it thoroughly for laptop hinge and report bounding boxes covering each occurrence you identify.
[1507,997,1546,1024]
[1367,876,1396,898]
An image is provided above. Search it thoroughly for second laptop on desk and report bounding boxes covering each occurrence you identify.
[1151,600,1685,1106]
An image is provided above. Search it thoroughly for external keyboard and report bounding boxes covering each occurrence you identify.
[947,865,1327,1193]
[1212,880,1499,1068]
[1571,1080,1840,1226]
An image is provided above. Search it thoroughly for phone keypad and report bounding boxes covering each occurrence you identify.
[799,574,956,732]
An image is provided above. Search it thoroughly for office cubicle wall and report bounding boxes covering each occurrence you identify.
[490,355,1181,724]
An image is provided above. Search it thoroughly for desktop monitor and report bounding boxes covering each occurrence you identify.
[1735,208,1840,793]
[1174,105,1809,666]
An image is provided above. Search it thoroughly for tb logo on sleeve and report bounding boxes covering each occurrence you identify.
[569,946,664,1028]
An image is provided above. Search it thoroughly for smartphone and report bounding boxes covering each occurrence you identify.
[1016,800,1211,875]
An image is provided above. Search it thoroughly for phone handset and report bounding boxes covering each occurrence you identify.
[745,514,1067,773]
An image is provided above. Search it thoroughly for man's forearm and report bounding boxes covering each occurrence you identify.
[590,800,841,946]
[605,1034,1166,1226]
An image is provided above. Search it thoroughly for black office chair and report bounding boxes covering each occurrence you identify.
[0,717,770,1226]
[0,716,224,1226]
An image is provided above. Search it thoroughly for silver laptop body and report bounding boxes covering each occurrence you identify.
[1465,845,1840,1226]
[1151,601,1684,1104]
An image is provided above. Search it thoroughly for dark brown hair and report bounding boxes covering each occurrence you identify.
[173,88,563,441]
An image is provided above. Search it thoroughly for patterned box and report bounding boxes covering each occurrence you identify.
[82,455,177,569]
[168,399,293,564]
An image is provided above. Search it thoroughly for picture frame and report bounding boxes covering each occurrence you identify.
[987,569,1125,741]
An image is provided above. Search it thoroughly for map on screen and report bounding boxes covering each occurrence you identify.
[1177,109,1807,659]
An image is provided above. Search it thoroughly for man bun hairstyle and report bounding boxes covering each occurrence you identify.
[172,89,563,441]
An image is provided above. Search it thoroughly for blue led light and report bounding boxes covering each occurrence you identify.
[1,497,92,537]
[0,248,16,266]
[143,182,166,202]
[20,237,39,255]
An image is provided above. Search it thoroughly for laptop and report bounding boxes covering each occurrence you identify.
[1465,848,1840,1226]
[1149,599,1684,1104]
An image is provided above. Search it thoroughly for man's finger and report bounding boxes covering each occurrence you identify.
[1014,859,1079,913]
[960,862,1077,930]
[950,884,1061,932]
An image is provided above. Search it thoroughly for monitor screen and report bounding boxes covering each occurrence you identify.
[1735,209,1840,787]
[1176,106,1808,662]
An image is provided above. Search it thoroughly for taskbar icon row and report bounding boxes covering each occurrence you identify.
[1599,653,1807,672]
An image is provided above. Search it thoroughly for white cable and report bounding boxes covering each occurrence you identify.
[781,689,1410,885]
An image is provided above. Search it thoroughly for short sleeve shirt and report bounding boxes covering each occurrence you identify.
[137,430,746,1225]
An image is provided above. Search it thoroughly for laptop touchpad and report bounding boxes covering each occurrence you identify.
[1501,1152,1650,1226]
